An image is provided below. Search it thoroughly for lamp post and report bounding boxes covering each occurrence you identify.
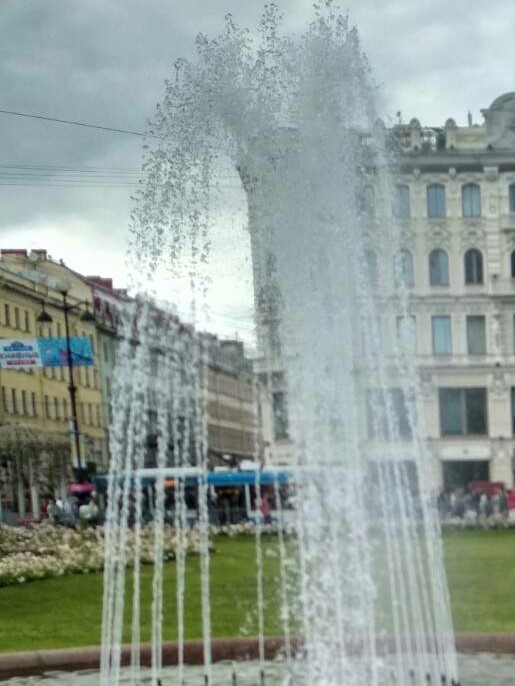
[37,287,95,479]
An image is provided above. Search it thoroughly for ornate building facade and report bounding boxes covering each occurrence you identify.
[257,92,515,492]
[383,92,515,490]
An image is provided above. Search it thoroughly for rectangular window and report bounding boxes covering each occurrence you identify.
[85,367,90,387]
[21,390,27,415]
[367,388,413,440]
[88,403,93,426]
[462,184,481,217]
[427,184,446,218]
[4,304,10,327]
[44,395,50,419]
[57,322,62,337]
[24,310,30,333]
[439,388,487,436]
[272,391,289,440]
[96,405,101,427]
[432,315,452,355]
[54,397,60,420]
[467,315,486,354]
[396,315,417,354]
[63,398,68,419]
[510,184,515,212]
[14,307,20,330]
[2,387,7,412]
[31,392,37,416]
[393,185,410,219]
[11,389,17,414]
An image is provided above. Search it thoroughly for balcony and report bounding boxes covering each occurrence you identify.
[490,277,515,296]
[501,213,515,231]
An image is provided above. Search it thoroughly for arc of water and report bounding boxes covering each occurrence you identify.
[254,470,266,684]
[193,338,212,685]
[272,472,292,666]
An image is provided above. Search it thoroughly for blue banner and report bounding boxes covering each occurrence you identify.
[37,337,94,367]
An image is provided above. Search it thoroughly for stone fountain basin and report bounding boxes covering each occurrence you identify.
[1,636,515,684]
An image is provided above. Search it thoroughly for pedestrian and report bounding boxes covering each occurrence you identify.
[54,498,64,525]
[257,494,272,525]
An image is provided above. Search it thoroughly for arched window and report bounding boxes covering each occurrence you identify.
[464,248,483,285]
[511,250,515,279]
[392,185,410,219]
[510,184,515,213]
[427,184,446,218]
[462,183,481,217]
[429,249,449,286]
[364,249,379,289]
[394,249,414,287]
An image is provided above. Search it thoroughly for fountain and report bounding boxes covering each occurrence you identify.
[101,4,459,685]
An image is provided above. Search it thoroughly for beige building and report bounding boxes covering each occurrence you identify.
[255,92,515,492]
[381,92,515,491]
[0,249,106,518]
[205,336,257,466]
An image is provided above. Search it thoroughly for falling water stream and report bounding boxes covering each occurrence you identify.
[101,4,458,685]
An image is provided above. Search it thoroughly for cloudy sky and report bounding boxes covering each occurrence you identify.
[2,0,515,345]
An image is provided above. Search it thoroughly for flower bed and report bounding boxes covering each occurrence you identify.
[0,524,204,587]
[0,522,283,587]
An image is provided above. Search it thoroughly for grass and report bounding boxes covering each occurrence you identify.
[1,530,515,652]
[0,536,285,652]
[443,529,515,633]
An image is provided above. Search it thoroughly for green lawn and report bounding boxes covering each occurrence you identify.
[0,537,285,652]
[443,529,515,633]
[0,530,515,652]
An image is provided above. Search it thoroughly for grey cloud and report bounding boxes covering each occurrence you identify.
[1,0,515,332]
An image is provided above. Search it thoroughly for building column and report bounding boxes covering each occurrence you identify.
[490,443,514,488]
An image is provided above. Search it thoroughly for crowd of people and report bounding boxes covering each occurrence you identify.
[41,495,100,527]
[438,486,515,520]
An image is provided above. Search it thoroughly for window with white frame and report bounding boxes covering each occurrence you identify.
[394,249,414,287]
[429,249,449,286]
[367,388,414,440]
[466,315,486,355]
[392,185,410,218]
[427,184,446,218]
[509,184,515,212]
[432,315,452,355]
[396,315,417,354]
[464,248,483,285]
[462,183,481,217]
[439,388,487,435]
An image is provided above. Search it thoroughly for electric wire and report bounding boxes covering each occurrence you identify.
[0,108,150,138]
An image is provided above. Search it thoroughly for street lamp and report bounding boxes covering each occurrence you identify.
[37,285,95,479]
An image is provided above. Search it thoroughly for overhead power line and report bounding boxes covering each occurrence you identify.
[0,162,243,190]
[0,108,149,138]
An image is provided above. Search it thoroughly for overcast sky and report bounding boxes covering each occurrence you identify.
[2,0,515,345]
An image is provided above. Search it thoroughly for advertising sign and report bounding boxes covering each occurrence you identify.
[0,339,41,369]
[38,337,94,368]
[0,338,94,370]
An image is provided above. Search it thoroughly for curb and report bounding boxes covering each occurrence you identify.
[0,635,513,679]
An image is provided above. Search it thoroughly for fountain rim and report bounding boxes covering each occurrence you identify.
[0,635,515,679]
